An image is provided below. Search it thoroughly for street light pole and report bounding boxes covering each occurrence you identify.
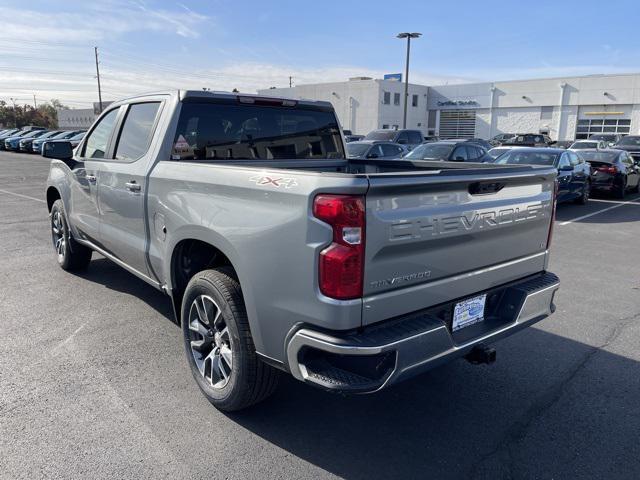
[397,32,421,129]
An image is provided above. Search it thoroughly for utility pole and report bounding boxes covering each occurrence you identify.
[289,76,293,88]
[94,46,103,114]
[33,94,37,109]
[397,32,421,129]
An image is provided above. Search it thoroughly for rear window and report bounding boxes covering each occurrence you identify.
[579,151,619,162]
[405,143,454,160]
[365,130,397,141]
[172,101,344,161]
[495,150,559,166]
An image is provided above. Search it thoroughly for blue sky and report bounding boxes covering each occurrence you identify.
[0,0,638,107]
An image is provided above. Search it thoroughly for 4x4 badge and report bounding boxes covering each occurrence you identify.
[249,175,298,189]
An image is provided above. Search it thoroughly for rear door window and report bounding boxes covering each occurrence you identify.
[172,101,344,161]
[114,102,161,161]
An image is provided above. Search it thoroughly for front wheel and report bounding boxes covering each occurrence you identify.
[50,199,92,271]
[181,268,279,411]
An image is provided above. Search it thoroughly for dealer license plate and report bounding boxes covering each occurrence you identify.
[452,294,487,332]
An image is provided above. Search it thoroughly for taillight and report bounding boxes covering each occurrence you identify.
[547,180,558,248]
[596,165,618,174]
[313,194,365,300]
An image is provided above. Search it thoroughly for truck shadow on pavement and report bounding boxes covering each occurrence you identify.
[229,326,640,480]
[75,257,175,322]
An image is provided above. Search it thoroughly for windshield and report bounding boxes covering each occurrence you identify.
[346,143,371,157]
[365,130,396,141]
[571,142,597,149]
[617,136,640,146]
[172,101,345,160]
[22,130,44,139]
[494,150,559,166]
[579,151,618,162]
[405,143,454,160]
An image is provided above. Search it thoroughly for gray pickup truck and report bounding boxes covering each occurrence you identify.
[44,91,560,411]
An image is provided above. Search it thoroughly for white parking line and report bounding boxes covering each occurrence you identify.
[0,188,46,203]
[559,197,640,226]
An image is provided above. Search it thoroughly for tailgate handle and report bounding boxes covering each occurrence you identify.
[468,182,506,195]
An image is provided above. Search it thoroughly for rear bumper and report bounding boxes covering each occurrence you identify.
[286,271,559,393]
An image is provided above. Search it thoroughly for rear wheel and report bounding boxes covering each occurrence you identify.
[181,268,279,411]
[576,180,590,205]
[50,200,92,271]
[615,179,626,199]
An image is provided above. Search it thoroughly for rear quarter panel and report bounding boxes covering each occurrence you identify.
[147,162,369,362]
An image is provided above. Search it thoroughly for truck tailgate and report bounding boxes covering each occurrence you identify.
[362,166,556,325]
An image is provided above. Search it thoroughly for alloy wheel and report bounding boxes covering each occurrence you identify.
[51,210,66,261]
[188,295,233,389]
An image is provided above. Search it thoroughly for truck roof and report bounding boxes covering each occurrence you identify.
[107,90,334,110]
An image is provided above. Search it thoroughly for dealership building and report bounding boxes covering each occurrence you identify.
[259,72,640,141]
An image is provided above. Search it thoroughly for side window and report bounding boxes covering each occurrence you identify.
[396,132,409,144]
[408,131,423,144]
[412,94,418,107]
[569,152,580,166]
[452,146,468,161]
[558,153,571,168]
[622,154,632,165]
[393,93,401,106]
[82,108,119,159]
[380,144,401,157]
[383,92,390,105]
[367,145,383,158]
[114,102,161,161]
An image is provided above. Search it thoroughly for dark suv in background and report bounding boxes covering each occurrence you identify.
[364,129,424,150]
[613,135,640,163]
[404,140,488,162]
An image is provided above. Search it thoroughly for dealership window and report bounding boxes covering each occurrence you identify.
[412,94,418,107]
[394,93,400,105]
[576,118,630,139]
[383,92,390,105]
[382,124,389,129]
[438,109,476,139]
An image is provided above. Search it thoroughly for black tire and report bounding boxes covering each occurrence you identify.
[615,180,626,199]
[633,179,640,194]
[50,199,92,271]
[181,267,279,411]
[576,180,590,205]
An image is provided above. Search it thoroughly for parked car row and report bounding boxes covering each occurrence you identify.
[492,146,640,202]
[0,127,86,154]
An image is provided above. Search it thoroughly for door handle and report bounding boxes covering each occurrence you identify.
[125,181,141,192]
[86,174,97,183]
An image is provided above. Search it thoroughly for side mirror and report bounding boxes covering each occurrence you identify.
[397,139,407,144]
[454,156,465,161]
[42,141,73,160]
[559,165,573,171]
[367,152,379,159]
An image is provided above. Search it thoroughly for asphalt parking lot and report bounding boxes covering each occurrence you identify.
[0,151,639,480]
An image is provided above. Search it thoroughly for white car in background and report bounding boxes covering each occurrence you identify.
[486,145,524,161]
[569,139,607,150]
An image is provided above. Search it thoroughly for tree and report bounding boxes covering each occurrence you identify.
[0,99,68,129]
